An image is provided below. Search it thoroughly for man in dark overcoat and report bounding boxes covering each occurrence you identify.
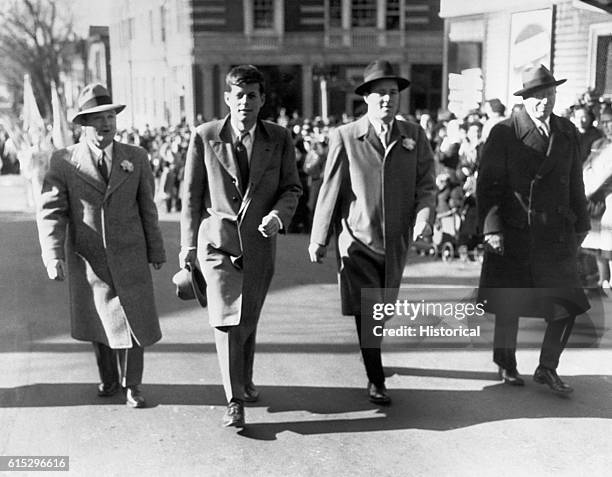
[477,65,590,394]
[309,60,437,405]
[180,65,301,427]
[37,84,166,408]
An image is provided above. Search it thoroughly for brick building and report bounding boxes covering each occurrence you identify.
[109,0,444,129]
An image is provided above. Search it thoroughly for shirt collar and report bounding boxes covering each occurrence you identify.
[88,141,113,161]
[367,116,394,135]
[230,122,257,142]
[525,111,550,131]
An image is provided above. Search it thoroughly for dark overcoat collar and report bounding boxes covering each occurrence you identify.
[211,115,274,200]
[513,108,575,180]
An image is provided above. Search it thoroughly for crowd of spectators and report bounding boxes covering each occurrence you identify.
[6,89,611,272]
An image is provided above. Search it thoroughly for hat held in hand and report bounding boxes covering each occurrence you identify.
[172,263,207,307]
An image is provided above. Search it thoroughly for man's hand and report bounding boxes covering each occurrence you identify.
[308,243,327,263]
[258,214,281,238]
[179,248,197,269]
[484,233,504,255]
[151,262,164,270]
[46,259,66,281]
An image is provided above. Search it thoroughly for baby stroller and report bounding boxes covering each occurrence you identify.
[433,190,483,262]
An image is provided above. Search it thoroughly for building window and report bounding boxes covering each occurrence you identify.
[160,5,166,42]
[351,0,376,28]
[149,10,154,42]
[595,35,612,96]
[386,0,400,30]
[94,51,102,80]
[254,0,274,29]
[329,0,342,28]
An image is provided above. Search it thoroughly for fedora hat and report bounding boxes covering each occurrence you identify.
[172,264,207,307]
[354,60,410,96]
[71,83,126,125]
[513,64,566,97]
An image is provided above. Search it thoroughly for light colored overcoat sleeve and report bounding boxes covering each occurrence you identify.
[37,150,69,266]
[310,127,345,247]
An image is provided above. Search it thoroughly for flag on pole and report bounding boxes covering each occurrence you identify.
[22,73,45,140]
[51,80,73,148]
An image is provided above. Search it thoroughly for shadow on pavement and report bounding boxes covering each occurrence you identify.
[2,377,611,440]
[238,376,612,440]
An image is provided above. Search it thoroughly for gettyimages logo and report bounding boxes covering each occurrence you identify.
[360,287,612,349]
[361,288,490,348]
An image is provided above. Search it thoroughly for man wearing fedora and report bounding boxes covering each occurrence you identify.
[477,64,590,394]
[309,60,436,404]
[179,65,301,427]
[37,83,166,408]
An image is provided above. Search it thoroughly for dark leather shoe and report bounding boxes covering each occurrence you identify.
[125,386,146,408]
[367,382,391,405]
[533,366,573,395]
[498,367,525,386]
[97,382,120,397]
[223,401,245,428]
[243,383,260,403]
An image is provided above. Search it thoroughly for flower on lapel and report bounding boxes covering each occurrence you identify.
[120,160,134,172]
[402,138,416,151]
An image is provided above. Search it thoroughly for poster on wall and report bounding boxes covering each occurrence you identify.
[508,8,553,106]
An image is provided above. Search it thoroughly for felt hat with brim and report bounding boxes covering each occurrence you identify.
[513,64,566,97]
[172,264,207,307]
[71,83,126,125]
[354,60,410,96]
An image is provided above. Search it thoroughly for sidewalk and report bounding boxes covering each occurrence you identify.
[0,175,34,213]
[1,180,611,476]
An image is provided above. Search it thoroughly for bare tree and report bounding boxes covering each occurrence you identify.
[0,0,77,120]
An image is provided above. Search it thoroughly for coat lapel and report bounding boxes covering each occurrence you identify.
[70,141,107,194]
[237,120,274,217]
[515,108,549,154]
[210,117,241,193]
[356,115,385,158]
[246,120,273,194]
[105,142,133,200]
[536,114,572,180]
[514,110,572,181]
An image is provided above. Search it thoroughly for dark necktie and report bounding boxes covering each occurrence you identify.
[379,123,389,149]
[235,133,250,192]
[97,152,109,183]
[538,123,549,140]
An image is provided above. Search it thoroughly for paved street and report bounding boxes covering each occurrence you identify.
[0,178,611,476]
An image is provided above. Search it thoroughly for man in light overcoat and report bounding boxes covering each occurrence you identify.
[477,65,590,394]
[180,65,301,427]
[309,60,437,405]
[37,83,166,408]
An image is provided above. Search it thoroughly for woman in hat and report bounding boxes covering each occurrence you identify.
[581,104,612,292]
